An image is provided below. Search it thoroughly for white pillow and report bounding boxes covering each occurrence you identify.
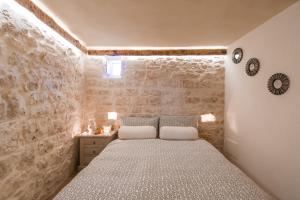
[118,126,157,139]
[159,126,199,140]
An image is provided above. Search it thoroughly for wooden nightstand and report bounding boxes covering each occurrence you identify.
[78,131,117,169]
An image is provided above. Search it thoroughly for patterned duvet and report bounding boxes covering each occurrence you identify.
[54,139,273,200]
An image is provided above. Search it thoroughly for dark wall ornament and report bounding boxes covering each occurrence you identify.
[245,58,260,76]
[267,73,290,95]
[232,48,243,64]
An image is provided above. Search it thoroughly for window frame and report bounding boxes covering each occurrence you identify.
[104,56,123,79]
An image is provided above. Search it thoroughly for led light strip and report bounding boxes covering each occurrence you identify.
[87,49,227,56]
[13,0,227,56]
[14,0,87,53]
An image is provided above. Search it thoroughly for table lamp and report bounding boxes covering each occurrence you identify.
[103,112,117,135]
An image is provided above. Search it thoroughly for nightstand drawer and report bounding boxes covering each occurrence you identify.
[83,146,104,156]
[81,138,110,146]
[78,131,118,169]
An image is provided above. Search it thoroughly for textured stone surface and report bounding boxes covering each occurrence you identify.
[0,3,85,200]
[83,56,225,150]
[0,2,225,199]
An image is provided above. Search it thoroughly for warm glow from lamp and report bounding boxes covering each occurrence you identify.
[88,46,227,50]
[102,125,112,135]
[108,112,118,120]
[201,113,216,122]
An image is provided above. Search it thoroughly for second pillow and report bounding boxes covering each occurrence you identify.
[159,126,199,140]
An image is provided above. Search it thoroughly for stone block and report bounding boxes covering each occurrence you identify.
[146,70,161,80]
[3,93,26,118]
[115,96,131,105]
[0,102,6,120]
[185,97,200,104]
[37,139,55,156]
[132,96,148,105]
[141,89,161,96]
[147,96,160,105]
[97,89,112,96]
[0,73,17,89]
[0,159,10,180]
[16,148,35,170]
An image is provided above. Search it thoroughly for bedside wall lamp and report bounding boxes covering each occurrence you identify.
[108,112,118,120]
[201,113,216,123]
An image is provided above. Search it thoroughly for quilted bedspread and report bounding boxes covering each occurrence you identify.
[54,139,273,200]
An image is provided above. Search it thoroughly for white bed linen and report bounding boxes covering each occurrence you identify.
[54,139,273,200]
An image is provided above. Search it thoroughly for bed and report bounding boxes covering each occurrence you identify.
[54,139,273,200]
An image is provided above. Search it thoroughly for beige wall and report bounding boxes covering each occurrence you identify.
[40,0,297,47]
[224,1,300,200]
[83,56,225,149]
[0,1,85,200]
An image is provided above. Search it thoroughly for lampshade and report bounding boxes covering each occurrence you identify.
[107,112,117,120]
[201,113,216,122]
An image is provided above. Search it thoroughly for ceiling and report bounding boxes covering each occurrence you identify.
[37,0,297,48]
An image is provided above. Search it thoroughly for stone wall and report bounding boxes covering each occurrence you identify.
[0,2,85,200]
[83,56,225,149]
[0,2,225,199]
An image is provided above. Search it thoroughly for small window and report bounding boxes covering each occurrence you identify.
[105,57,122,78]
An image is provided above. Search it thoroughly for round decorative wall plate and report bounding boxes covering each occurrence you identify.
[232,48,243,64]
[245,58,260,76]
[267,73,290,95]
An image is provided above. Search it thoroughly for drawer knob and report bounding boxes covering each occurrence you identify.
[92,150,96,154]
[93,141,96,145]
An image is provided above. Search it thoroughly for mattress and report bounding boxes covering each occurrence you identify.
[54,139,273,200]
